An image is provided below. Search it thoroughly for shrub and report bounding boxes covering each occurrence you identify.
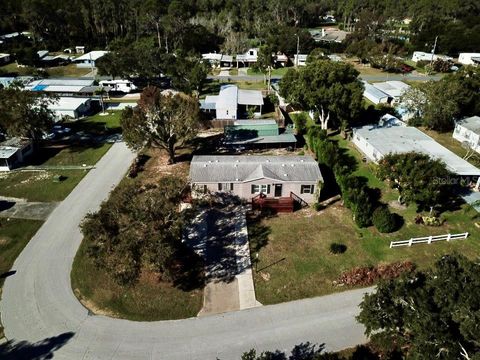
[293,113,308,135]
[330,242,347,254]
[372,206,397,233]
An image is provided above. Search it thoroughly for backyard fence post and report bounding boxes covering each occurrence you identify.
[428,236,432,244]
[465,232,469,239]
[408,238,413,246]
[447,233,451,241]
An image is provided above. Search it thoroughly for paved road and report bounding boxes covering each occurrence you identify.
[1,142,369,359]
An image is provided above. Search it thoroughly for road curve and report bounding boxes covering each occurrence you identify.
[1,142,369,359]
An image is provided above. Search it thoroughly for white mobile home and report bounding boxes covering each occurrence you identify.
[73,51,108,68]
[411,51,452,63]
[0,138,33,171]
[453,116,480,154]
[202,85,264,120]
[49,97,92,121]
[99,80,136,93]
[352,124,480,188]
[458,53,480,66]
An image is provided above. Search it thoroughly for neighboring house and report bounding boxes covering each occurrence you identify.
[352,123,480,189]
[202,53,234,68]
[362,80,410,105]
[25,78,104,97]
[363,81,390,105]
[40,54,70,67]
[202,85,264,119]
[73,50,108,68]
[458,53,480,66]
[310,28,349,43]
[236,48,258,67]
[293,54,308,67]
[0,138,33,171]
[453,116,480,154]
[49,97,92,121]
[223,119,296,148]
[411,51,453,63]
[0,53,11,65]
[275,53,289,67]
[190,155,323,205]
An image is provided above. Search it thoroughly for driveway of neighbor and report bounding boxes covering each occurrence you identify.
[1,142,369,360]
[186,202,259,316]
[0,196,58,221]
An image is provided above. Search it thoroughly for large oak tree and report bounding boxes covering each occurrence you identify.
[279,60,364,130]
[121,86,199,164]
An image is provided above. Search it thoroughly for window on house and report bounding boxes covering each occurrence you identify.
[300,185,314,194]
[251,184,269,194]
[218,183,233,191]
[249,51,254,55]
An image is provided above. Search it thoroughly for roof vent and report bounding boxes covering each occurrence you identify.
[266,159,270,162]
[236,159,240,162]
[209,160,212,163]
[291,164,294,167]
[234,164,238,167]
[300,159,304,162]
[282,164,285,167]
[215,159,219,162]
[284,173,288,176]
[203,164,207,167]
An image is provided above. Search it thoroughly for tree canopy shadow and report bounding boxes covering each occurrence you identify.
[0,332,75,360]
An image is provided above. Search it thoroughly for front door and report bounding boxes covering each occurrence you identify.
[274,184,283,197]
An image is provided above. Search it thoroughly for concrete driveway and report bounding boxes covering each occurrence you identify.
[1,143,369,359]
[0,196,58,220]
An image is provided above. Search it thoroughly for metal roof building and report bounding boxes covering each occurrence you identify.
[190,155,322,183]
[352,125,480,176]
[203,85,264,119]
[224,119,297,147]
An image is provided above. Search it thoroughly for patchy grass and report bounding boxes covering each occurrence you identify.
[46,64,91,77]
[70,147,203,320]
[229,68,238,76]
[247,67,291,76]
[71,238,203,320]
[251,203,480,305]
[421,128,480,167]
[0,170,87,202]
[0,218,43,338]
[251,134,480,305]
[40,143,112,167]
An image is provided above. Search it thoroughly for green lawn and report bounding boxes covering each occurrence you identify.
[0,114,120,202]
[421,128,480,167]
[0,218,43,338]
[0,170,87,202]
[71,239,203,320]
[46,64,91,77]
[67,111,122,134]
[247,67,291,76]
[251,135,480,305]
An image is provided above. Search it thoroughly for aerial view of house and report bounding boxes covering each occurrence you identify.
[223,119,296,148]
[202,85,264,120]
[190,155,322,205]
[453,116,480,153]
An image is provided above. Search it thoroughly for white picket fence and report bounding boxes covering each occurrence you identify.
[390,232,469,248]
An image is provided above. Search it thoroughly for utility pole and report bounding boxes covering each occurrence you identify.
[429,36,438,69]
[295,34,300,68]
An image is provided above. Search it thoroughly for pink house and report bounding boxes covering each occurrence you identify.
[190,155,323,206]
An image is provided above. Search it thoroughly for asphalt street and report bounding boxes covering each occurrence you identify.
[1,142,370,359]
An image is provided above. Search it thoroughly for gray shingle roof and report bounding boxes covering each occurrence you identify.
[190,155,323,183]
